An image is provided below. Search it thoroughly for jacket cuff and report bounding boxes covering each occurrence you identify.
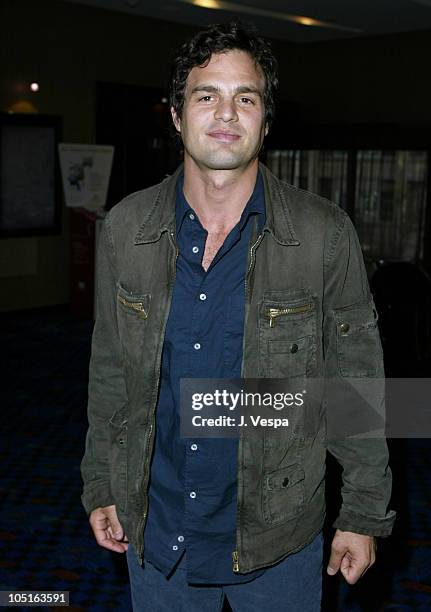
[333,509,396,537]
[81,482,115,516]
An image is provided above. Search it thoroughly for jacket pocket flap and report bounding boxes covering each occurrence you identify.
[268,336,309,354]
[333,301,378,333]
[265,465,305,491]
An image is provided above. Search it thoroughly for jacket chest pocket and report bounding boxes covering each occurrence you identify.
[116,283,151,365]
[259,291,317,378]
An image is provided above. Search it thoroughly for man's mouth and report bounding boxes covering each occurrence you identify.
[207,131,241,142]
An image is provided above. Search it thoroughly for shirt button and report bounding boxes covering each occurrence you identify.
[178,535,184,542]
[172,545,179,551]
[192,246,199,254]
[189,491,197,499]
[199,293,207,301]
[190,443,198,451]
[189,213,195,220]
[194,343,201,350]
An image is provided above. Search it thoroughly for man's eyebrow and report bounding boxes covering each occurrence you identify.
[234,86,262,97]
[190,85,220,94]
[190,84,262,97]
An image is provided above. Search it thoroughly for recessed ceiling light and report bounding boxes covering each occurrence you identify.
[295,16,320,27]
[192,0,221,7]
[182,0,361,33]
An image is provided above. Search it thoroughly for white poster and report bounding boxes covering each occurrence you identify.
[58,143,114,211]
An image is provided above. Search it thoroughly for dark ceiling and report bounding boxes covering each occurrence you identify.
[65,0,431,43]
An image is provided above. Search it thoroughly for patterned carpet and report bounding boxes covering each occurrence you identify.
[0,307,430,611]
[0,308,130,612]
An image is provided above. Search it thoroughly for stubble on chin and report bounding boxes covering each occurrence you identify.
[200,153,246,171]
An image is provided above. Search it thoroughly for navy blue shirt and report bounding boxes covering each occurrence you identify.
[143,171,265,584]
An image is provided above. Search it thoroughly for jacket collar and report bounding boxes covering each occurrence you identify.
[134,162,299,246]
[134,165,182,244]
[259,162,300,246]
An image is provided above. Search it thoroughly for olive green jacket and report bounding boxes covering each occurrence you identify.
[81,163,395,572]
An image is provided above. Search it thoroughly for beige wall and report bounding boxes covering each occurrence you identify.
[0,0,430,311]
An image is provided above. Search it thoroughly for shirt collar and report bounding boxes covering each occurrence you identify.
[175,169,265,237]
[134,163,299,246]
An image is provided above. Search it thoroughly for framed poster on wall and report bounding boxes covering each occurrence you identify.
[0,113,62,237]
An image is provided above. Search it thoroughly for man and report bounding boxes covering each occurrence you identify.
[81,21,395,611]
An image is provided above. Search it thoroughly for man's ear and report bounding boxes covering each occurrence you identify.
[264,123,269,137]
[171,107,181,133]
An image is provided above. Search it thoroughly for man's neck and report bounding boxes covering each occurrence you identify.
[182,158,259,234]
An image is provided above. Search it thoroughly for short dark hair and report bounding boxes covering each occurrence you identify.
[169,20,279,131]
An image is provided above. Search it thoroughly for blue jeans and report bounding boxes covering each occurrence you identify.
[126,532,323,611]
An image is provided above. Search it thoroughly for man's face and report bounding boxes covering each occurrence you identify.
[172,49,268,172]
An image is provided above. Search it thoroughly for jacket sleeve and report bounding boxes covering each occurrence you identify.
[322,211,396,537]
[80,212,128,515]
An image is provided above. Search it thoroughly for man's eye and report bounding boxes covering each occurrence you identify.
[199,95,214,102]
[239,97,254,105]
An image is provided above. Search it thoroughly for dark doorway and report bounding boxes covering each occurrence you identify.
[96,82,182,209]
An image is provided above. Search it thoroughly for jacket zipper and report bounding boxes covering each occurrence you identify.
[117,295,148,318]
[234,229,264,573]
[232,550,240,572]
[268,303,312,327]
[135,229,179,564]
[245,233,264,300]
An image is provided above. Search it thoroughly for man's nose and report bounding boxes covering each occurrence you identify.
[214,98,238,122]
